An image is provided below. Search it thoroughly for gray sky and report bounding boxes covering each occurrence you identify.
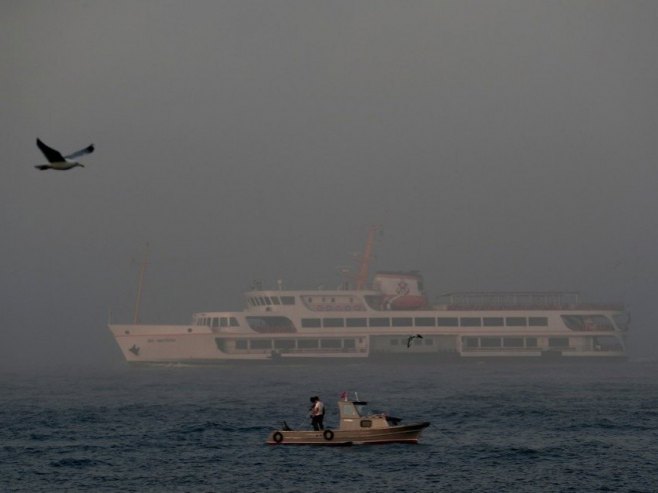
[2,1,657,369]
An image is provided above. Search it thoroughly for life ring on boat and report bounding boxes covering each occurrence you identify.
[272,431,284,443]
[323,430,334,441]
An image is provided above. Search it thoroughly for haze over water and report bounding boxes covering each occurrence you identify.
[2,2,658,490]
[3,1,658,370]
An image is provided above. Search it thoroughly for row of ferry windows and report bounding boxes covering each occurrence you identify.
[463,336,569,349]
[248,296,296,307]
[463,336,539,349]
[234,338,358,350]
[197,317,240,328]
[300,316,549,329]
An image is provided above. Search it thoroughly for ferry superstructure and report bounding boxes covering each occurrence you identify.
[108,270,629,364]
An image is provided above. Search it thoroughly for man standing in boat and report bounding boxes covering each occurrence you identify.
[309,396,325,430]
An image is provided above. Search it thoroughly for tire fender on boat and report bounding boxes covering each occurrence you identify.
[273,431,284,443]
[323,430,334,441]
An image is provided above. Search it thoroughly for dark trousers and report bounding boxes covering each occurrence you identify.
[312,415,324,430]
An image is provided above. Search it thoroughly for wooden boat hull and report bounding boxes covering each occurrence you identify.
[266,422,430,445]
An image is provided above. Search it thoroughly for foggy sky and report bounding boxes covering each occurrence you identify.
[2,1,657,369]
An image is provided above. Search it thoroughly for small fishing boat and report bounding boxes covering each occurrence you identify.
[265,393,430,445]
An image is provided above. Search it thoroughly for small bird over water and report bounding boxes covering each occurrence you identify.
[35,138,94,171]
[406,334,423,348]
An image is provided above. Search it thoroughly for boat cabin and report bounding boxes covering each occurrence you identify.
[337,399,401,430]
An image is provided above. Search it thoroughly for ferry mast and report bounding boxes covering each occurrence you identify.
[132,243,149,324]
[355,225,381,290]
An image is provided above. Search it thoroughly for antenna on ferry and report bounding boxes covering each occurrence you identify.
[355,225,382,290]
[132,242,150,324]
[337,266,352,290]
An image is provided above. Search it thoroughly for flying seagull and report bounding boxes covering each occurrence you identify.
[406,334,423,348]
[35,138,94,170]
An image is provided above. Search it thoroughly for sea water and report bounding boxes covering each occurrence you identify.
[1,360,657,492]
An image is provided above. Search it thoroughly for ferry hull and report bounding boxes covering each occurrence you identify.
[109,324,628,365]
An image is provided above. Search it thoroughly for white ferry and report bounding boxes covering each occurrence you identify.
[108,247,629,364]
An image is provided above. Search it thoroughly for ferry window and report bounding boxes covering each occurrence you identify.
[280,296,295,305]
[483,317,504,327]
[463,337,479,348]
[437,317,459,327]
[562,315,583,331]
[264,297,272,305]
[414,317,435,327]
[481,337,501,348]
[594,336,622,351]
[360,420,373,428]
[503,337,524,348]
[343,339,356,349]
[298,339,319,349]
[506,317,527,327]
[460,317,481,327]
[562,315,614,331]
[346,318,367,328]
[369,318,390,327]
[250,340,272,349]
[230,317,239,327]
[323,318,344,328]
[301,318,321,328]
[274,339,295,349]
[392,317,413,327]
[525,337,537,347]
[220,318,228,327]
[548,337,569,348]
[235,340,248,350]
[212,317,220,328]
[258,297,266,305]
[271,297,281,305]
[613,314,630,332]
[246,316,295,332]
[529,317,548,327]
[320,339,342,348]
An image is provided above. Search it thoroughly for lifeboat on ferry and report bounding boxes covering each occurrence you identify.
[372,271,428,310]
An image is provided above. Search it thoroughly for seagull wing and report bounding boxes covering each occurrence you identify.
[36,138,64,163]
[64,143,94,160]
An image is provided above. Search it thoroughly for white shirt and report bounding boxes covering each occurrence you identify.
[312,400,325,416]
